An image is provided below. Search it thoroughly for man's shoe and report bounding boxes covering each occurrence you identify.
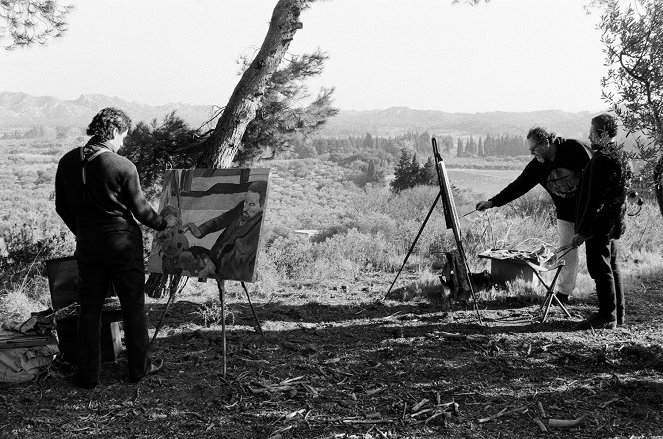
[578,313,616,330]
[129,359,164,383]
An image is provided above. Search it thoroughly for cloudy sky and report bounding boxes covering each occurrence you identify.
[0,0,608,112]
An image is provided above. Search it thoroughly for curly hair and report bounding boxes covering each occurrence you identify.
[86,107,132,141]
[526,127,556,147]
[591,113,618,138]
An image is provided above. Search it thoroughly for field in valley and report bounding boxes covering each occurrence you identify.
[447,168,522,198]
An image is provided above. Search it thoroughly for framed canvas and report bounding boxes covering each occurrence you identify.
[147,168,270,282]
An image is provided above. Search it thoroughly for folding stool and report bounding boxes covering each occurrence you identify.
[523,259,572,323]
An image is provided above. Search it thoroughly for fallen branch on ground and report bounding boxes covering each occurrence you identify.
[533,417,548,432]
[477,406,527,424]
[548,414,587,428]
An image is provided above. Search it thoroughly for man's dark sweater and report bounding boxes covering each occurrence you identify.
[575,145,627,239]
[55,138,166,237]
[489,137,591,222]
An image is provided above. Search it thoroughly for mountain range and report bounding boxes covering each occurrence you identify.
[0,91,599,139]
[0,92,215,130]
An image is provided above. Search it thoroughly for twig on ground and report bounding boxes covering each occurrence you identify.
[285,409,305,420]
[366,386,385,396]
[411,408,435,418]
[600,398,621,408]
[341,419,393,425]
[425,411,448,424]
[548,414,587,428]
[436,331,467,340]
[478,407,508,423]
[411,398,429,412]
[537,401,546,418]
[533,417,548,432]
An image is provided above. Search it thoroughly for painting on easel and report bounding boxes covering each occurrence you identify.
[147,168,270,282]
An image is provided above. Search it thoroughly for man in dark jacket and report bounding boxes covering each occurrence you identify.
[184,180,267,282]
[475,127,591,303]
[572,113,628,330]
[55,107,177,388]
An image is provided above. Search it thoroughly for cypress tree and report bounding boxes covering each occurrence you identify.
[390,148,413,193]
[418,157,436,185]
[409,153,421,187]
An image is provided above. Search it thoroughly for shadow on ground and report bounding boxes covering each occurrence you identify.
[3,278,663,439]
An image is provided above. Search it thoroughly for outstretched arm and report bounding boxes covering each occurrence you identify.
[123,162,167,231]
[489,160,540,207]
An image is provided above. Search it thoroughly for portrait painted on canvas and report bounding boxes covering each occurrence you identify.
[148,168,270,282]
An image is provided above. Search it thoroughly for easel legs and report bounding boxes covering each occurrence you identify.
[215,279,266,378]
[241,282,265,340]
[386,192,441,296]
[216,276,227,378]
[148,275,186,355]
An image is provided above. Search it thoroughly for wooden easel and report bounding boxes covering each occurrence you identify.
[148,275,265,378]
[148,275,187,354]
[386,138,482,323]
[215,277,265,378]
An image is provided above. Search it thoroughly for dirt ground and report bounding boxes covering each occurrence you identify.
[3,271,663,439]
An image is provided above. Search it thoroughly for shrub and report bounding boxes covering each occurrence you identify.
[1,224,74,288]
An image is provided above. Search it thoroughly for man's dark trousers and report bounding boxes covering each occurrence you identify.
[76,226,149,385]
[585,237,624,322]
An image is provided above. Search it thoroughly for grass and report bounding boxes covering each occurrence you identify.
[0,142,662,320]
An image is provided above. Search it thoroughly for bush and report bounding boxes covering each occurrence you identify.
[1,224,74,288]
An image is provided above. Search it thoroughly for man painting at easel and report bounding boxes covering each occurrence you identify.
[475,127,591,305]
[55,107,178,388]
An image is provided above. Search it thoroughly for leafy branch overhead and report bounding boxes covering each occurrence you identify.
[0,0,71,50]
[121,111,202,196]
[598,0,663,217]
[123,49,337,193]
[236,50,339,164]
[196,0,318,169]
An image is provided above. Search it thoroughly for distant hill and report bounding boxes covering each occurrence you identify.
[0,92,215,130]
[319,106,599,139]
[0,92,599,139]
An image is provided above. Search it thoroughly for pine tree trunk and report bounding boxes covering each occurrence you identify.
[196,0,309,168]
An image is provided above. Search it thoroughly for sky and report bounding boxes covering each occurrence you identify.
[0,0,609,113]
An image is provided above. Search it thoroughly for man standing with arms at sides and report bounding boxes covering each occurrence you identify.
[475,128,591,304]
[55,107,178,388]
[573,114,628,330]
